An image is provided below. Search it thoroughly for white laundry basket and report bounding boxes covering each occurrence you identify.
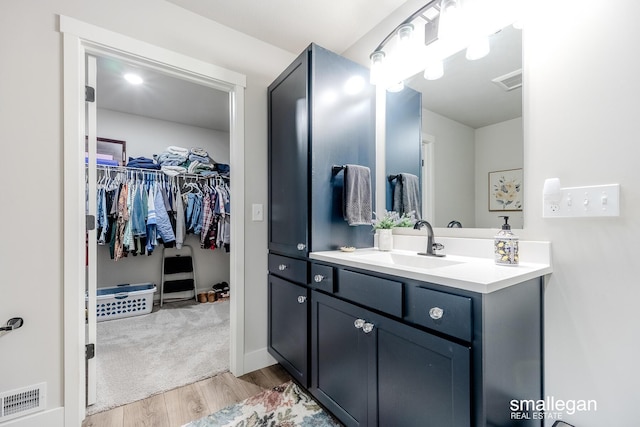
[89,283,156,321]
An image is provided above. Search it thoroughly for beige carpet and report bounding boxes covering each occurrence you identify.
[88,299,229,415]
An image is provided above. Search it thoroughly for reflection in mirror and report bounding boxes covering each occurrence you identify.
[377,3,523,230]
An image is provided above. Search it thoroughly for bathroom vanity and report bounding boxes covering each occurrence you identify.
[267,42,550,426]
[268,238,551,427]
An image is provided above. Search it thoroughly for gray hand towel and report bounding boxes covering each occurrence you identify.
[392,173,421,219]
[343,164,372,226]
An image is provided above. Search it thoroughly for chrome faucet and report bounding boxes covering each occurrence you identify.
[413,220,445,257]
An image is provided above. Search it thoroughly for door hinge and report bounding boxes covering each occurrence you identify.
[86,214,96,231]
[86,343,95,360]
[85,86,95,102]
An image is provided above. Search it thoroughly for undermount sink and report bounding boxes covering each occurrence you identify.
[351,251,463,270]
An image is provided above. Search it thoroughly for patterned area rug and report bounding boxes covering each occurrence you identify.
[184,381,342,427]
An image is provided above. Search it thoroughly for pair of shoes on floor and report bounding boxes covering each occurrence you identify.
[212,281,230,299]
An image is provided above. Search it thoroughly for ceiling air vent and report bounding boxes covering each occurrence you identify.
[0,383,46,422]
[492,68,523,91]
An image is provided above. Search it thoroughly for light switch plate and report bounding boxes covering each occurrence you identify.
[252,203,264,221]
[543,184,620,218]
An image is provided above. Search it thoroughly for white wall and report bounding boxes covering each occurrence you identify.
[422,108,476,227]
[523,1,640,425]
[0,0,295,419]
[475,117,524,229]
[95,109,231,292]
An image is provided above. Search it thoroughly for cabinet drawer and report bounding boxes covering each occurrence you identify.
[310,264,334,292]
[405,285,472,342]
[268,253,308,284]
[336,269,402,317]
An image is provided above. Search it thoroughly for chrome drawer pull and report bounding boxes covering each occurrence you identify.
[278,264,287,271]
[354,318,365,329]
[362,322,375,334]
[429,307,444,320]
[297,243,306,251]
[314,274,325,283]
[297,295,307,304]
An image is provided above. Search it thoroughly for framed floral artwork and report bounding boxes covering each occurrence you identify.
[489,168,523,211]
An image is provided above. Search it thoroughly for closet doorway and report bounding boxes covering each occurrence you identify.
[86,53,234,413]
[61,15,247,425]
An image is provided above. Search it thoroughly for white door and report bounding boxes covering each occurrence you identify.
[85,54,98,406]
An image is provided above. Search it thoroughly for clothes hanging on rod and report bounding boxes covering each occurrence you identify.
[92,165,231,261]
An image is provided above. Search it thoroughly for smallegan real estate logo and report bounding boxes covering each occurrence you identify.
[510,396,597,421]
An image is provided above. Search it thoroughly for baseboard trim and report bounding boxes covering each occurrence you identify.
[243,347,277,374]
[0,407,64,427]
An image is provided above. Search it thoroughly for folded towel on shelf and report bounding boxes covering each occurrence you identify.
[126,157,160,169]
[342,164,372,226]
[392,173,421,219]
[167,145,189,157]
[156,152,188,165]
[161,165,188,176]
[188,153,210,164]
[86,157,120,167]
[190,147,208,157]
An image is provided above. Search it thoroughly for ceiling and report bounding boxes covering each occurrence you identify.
[97,0,521,132]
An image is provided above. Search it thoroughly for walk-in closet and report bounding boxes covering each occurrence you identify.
[86,55,232,414]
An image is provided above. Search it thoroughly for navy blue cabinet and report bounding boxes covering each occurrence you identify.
[268,44,376,257]
[268,274,309,386]
[311,290,471,427]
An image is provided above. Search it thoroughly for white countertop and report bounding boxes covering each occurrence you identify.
[310,239,552,294]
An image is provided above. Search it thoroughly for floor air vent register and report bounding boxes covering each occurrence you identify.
[0,383,46,422]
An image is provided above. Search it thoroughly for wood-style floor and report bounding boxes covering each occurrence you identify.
[82,365,291,427]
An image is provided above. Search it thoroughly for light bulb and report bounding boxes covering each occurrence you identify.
[466,36,490,60]
[386,81,404,92]
[423,60,444,80]
[369,51,386,85]
[124,73,143,85]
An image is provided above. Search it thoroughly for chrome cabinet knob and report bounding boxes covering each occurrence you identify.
[314,274,324,283]
[354,318,365,329]
[362,322,374,334]
[278,264,287,271]
[297,243,306,251]
[429,307,444,320]
[297,295,307,304]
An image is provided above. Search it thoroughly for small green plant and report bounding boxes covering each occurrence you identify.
[395,211,417,228]
[372,211,416,230]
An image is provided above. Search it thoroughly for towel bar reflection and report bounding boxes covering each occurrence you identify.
[332,165,346,175]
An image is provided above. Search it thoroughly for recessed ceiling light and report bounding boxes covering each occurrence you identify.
[124,73,143,85]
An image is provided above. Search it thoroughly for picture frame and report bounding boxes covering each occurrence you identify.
[489,168,523,211]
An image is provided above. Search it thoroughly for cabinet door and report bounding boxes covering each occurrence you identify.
[310,291,374,427]
[374,311,471,427]
[268,51,309,256]
[268,275,309,386]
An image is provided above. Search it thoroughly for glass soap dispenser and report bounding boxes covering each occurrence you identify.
[494,216,519,266]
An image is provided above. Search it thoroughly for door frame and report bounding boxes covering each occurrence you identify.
[61,15,247,426]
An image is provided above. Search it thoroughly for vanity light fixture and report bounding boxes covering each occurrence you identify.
[369,0,522,88]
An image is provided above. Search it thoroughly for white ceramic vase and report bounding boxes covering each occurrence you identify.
[377,229,393,251]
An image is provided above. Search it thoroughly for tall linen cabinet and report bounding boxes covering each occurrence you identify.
[267,44,376,385]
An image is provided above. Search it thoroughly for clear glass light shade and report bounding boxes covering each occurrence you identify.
[397,23,414,44]
[466,36,490,60]
[369,51,386,84]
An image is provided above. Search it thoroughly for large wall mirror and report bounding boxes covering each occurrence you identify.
[374,0,524,231]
